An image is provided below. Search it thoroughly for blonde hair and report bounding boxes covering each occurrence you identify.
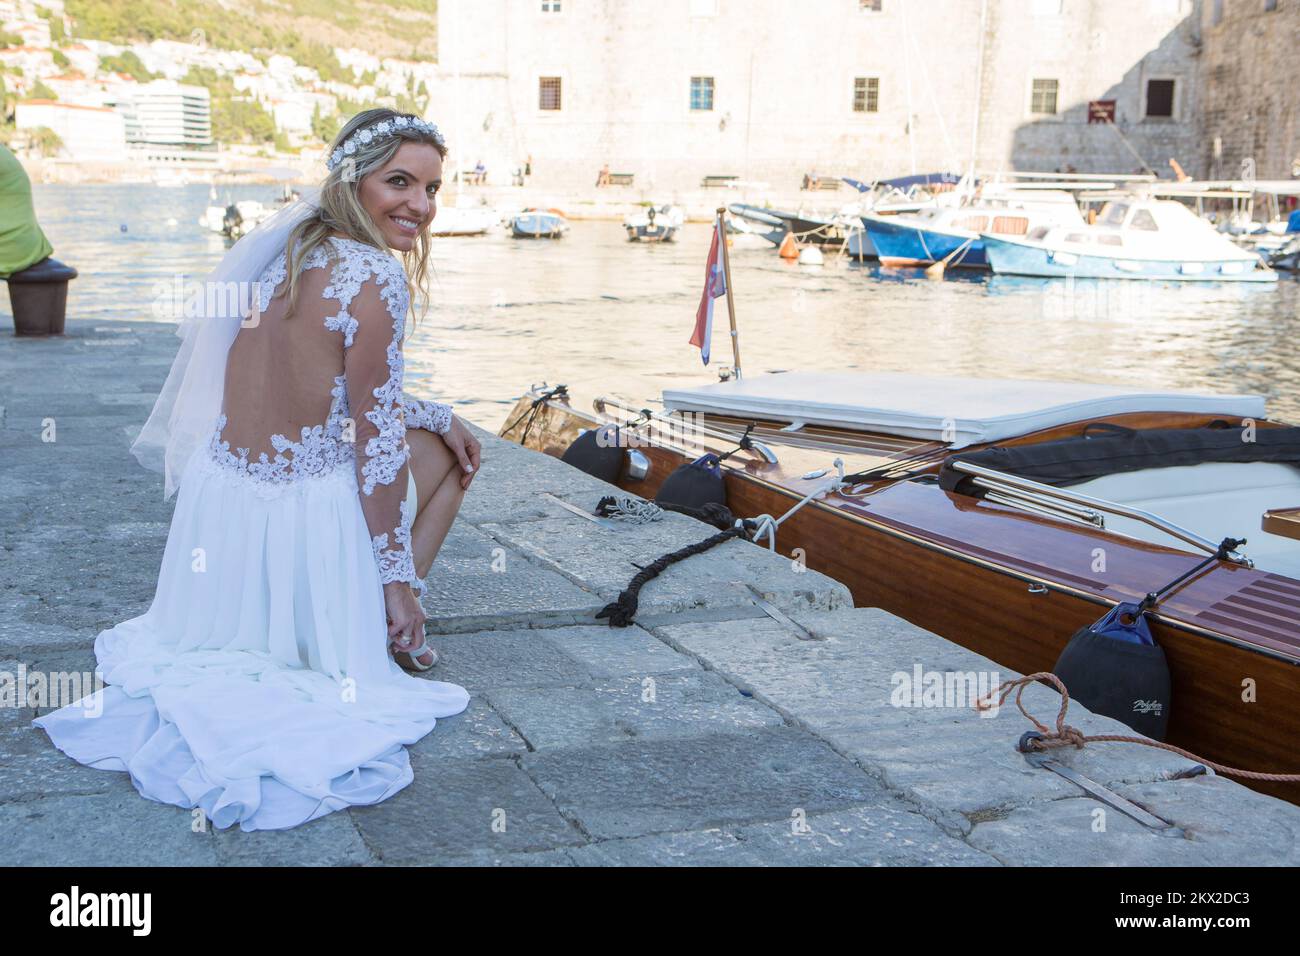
[282,108,448,335]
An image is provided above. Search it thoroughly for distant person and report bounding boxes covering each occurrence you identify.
[512,167,524,187]
[596,163,611,187]
[525,154,532,177]
[0,144,54,279]
[472,159,486,185]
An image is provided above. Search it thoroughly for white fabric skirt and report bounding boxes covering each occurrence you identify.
[34,440,469,831]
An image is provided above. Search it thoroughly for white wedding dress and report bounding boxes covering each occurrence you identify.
[34,234,470,831]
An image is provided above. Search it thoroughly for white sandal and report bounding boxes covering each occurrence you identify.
[391,635,439,672]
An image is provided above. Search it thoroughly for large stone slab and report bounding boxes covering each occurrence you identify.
[969,776,1300,866]
[482,514,850,620]
[0,791,219,866]
[349,755,585,863]
[521,726,887,840]
[212,811,374,867]
[419,523,605,633]
[568,803,995,866]
[486,671,785,751]
[656,608,1209,834]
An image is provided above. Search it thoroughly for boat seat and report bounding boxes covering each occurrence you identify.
[1071,462,1300,579]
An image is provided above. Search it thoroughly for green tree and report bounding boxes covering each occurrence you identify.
[27,125,63,157]
[100,51,154,81]
[52,49,69,68]
[40,8,67,43]
[0,30,23,48]
[31,79,57,100]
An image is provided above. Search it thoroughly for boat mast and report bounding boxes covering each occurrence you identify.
[968,0,989,181]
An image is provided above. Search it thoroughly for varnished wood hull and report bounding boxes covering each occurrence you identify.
[501,393,1300,803]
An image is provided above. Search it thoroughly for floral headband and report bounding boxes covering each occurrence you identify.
[327,115,445,172]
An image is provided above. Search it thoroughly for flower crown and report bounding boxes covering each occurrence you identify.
[327,114,445,172]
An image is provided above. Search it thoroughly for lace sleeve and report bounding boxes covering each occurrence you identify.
[399,391,453,435]
[338,253,422,595]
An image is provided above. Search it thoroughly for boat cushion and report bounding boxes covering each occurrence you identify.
[662,372,1266,447]
[938,425,1300,490]
[1071,462,1300,579]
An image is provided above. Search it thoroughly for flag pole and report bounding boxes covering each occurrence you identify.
[716,206,742,380]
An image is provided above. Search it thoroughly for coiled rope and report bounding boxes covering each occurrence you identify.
[975,672,1300,783]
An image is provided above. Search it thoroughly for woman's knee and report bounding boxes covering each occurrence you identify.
[406,430,456,511]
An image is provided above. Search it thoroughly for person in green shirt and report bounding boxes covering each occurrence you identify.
[0,143,54,278]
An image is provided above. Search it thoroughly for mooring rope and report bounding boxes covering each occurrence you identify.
[502,384,569,446]
[975,672,1300,783]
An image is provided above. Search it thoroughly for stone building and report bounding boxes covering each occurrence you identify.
[1199,0,1298,180]
[427,0,1209,190]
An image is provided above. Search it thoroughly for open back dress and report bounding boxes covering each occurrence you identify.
[34,234,470,831]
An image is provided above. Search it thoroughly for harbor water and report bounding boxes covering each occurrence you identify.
[20,183,1300,429]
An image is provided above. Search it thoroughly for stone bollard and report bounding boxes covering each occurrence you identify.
[6,257,78,336]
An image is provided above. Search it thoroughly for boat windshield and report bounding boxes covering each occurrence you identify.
[1098,202,1129,227]
[1129,208,1160,231]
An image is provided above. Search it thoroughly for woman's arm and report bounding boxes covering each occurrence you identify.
[342,264,423,596]
[399,391,453,435]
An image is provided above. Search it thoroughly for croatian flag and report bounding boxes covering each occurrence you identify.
[689,219,727,365]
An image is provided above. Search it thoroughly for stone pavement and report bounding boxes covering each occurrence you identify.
[2,318,1299,866]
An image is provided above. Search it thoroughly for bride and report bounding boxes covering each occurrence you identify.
[33,109,478,831]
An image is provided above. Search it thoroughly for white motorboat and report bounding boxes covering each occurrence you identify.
[983,197,1279,282]
[623,204,684,242]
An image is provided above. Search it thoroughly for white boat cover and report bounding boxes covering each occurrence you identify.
[662,372,1267,447]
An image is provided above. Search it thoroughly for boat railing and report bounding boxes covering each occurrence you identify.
[950,460,1253,566]
[593,396,780,465]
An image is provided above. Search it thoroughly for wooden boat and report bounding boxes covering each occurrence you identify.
[501,372,1300,801]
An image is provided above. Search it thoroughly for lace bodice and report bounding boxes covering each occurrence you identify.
[208,235,453,596]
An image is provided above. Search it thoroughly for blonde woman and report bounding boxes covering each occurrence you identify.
[34,110,476,831]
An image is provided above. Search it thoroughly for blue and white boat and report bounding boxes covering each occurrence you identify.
[510,208,568,239]
[982,198,1279,282]
[623,203,683,242]
[863,189,1084,269]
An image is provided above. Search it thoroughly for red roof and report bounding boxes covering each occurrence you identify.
[19,99,114,113]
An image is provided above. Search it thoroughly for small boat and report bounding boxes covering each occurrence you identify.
[846,226,876,261]
[623,204,683,242]
[864,189,1085,269]
[1268,234,1300,272]
[152,168,190,188]
[511,208,568,239]
[198,199,275,240]
[429,205,499,237]
[728,204,851,247]
[502,373,1300,802]
[983,197,1279,282]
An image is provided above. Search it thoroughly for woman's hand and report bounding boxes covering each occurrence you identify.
[440,415,482,490]
[384,581,426,651]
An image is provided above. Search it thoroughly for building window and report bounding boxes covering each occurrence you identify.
[1211,0,1223,24]
[1265,0,1278,10]
[539,77,562,110]
[690,76,714,111]
[853,77,880,113]
[1030,78,1058,115]
[1145,78,1175,118]
[859,0,883,10]
[541,0,562,11]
